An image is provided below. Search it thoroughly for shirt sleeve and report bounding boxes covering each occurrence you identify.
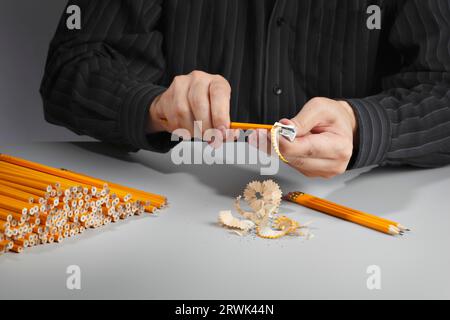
[40,0,177,153]
[346,0,450,169]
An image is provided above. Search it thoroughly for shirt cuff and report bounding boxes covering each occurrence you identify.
[344,98,391,169]
[120,83,178,153]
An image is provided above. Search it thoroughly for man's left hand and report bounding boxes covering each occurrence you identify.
[277,97,358,178]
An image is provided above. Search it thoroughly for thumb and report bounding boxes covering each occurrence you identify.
[290,107,329,136]
[277,118,298,140]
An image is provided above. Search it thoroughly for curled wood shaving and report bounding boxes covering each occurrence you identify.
[218,210,255,231]
[234,196,260,223]
[256,215,304,239]
[256,225,289,239]
[271,125,289,163]
[273,216,303,235]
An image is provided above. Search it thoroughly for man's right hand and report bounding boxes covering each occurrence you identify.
[147,71,232,140]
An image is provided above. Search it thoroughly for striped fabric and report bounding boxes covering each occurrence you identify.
[40,0,450,169]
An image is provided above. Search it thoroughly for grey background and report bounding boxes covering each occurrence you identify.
[0,0,89,144]
[0,142,449,300]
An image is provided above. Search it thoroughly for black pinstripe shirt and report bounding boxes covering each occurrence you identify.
[40,0,450,169]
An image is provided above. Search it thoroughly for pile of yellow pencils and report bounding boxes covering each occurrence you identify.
[0,154,167,254]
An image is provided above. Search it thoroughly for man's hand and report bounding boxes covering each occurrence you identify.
[147,71,233,140]
[277,97,357,178]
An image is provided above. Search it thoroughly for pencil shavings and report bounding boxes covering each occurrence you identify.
[243,180,282,212]
[218,180,312,240]
[234,196,260,223]
[270,122,297,163]
[257,216,307,239]
[256,226,289,239]
[218,210,255,231]
[273,216,300,234]
[271,126,288,163]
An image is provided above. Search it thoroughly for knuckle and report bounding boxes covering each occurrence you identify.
[291,157,305,169]
[213,74,226,82]
[308,97,329,113]
[330,164,346,176]
[291,117,306,130]
[190,70,207,79]
[342,149,353,160]
[308,97,325,107]
[338,163,348,174]
[172,75,183,83]
[212,76,231,91]
[174,104,189,119]
[337,144,353,160]
[172,75,187,89]
[305,139,315,157]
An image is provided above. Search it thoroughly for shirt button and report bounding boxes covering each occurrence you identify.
[273,86,283,96]
[277,17,286,27]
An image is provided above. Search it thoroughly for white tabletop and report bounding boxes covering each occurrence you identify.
[0,142,449,299]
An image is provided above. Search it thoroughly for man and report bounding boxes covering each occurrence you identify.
[41,0,450,178]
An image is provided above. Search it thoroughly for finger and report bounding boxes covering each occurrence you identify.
[148,93,169,133]
[209,76,231,131]
[188,76,213,133]
[166,76,196,135]
[205,128,225,149]
[157,91,175,132]
[288,157,347,178]
[150,93,165,121]
[248,129,272,155]
[290,104,334,136]
[177,104,196,137]
[211,129,240,149]
[225,129,241,142]
[278,132,337,160]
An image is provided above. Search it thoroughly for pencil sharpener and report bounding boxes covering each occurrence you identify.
[273,122,297,142]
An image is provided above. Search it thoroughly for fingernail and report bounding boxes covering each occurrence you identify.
[279,118,291,125]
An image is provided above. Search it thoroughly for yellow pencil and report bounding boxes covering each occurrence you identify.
[285,192,409,236]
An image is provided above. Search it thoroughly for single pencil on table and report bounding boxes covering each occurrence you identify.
[285,192,410,236]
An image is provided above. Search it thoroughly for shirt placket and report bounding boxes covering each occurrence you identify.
[263,0,289,123]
